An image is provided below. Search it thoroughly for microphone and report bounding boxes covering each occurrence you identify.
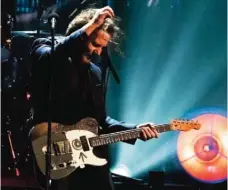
[48,13,59,30]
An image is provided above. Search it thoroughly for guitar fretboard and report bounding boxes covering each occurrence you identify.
[89,124,171,147]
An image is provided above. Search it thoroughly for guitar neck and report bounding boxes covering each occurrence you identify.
[89,124,171,147]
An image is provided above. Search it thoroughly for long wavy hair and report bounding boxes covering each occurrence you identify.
[65,8,123,53]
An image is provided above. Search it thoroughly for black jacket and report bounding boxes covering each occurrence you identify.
[30,29,137,138]
[30,28,138,190]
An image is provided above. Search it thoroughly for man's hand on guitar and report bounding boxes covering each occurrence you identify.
[137,123,159,141]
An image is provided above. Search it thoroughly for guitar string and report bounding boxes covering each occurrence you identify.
[89,124,171,146]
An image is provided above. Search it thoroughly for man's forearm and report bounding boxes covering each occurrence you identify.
[81,21,99,36]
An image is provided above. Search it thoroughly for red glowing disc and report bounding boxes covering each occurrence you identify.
[177,113,227,183]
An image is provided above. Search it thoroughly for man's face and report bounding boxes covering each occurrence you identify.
[82,29,111,64]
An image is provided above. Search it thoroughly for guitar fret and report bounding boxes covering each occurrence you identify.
[158,126,164,133]
[137,132,140,138]
[93,140,96,146]
[156,124,170,133]
[121,135,124,141]
[130,133,134,139]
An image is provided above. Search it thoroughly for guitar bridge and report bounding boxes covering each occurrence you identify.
[52,140,72,155]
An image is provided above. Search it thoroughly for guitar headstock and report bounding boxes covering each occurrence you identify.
[170,119,201,131]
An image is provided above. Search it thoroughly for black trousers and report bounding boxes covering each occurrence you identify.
[50,165,115,190]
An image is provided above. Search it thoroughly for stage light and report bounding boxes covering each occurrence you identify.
[147,0,160,7]
[111,164,132,177]
[177,108,227,184]
[26,92,31,100]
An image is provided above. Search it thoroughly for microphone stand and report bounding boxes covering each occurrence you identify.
[46,13,59,190]
[106,53,120,84]
[103,48,120,84]
[36,1,43,37]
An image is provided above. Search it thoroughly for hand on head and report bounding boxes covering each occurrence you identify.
[92,6,115,27]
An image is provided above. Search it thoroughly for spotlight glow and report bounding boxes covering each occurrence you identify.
[111,164,132,177]
[177,110,227,183]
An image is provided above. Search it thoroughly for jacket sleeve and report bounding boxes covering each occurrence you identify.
[30,29,88,59]
[101,116,138,145]
[53,29,89,56]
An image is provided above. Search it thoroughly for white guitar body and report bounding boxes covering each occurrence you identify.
[65,130,107,169]
[31,118,109,180]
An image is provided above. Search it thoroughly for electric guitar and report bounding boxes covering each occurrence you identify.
[30,117,201,179]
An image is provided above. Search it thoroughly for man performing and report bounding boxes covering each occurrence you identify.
[30,6,159,190]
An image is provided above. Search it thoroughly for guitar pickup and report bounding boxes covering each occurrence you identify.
[80,136,89,151]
